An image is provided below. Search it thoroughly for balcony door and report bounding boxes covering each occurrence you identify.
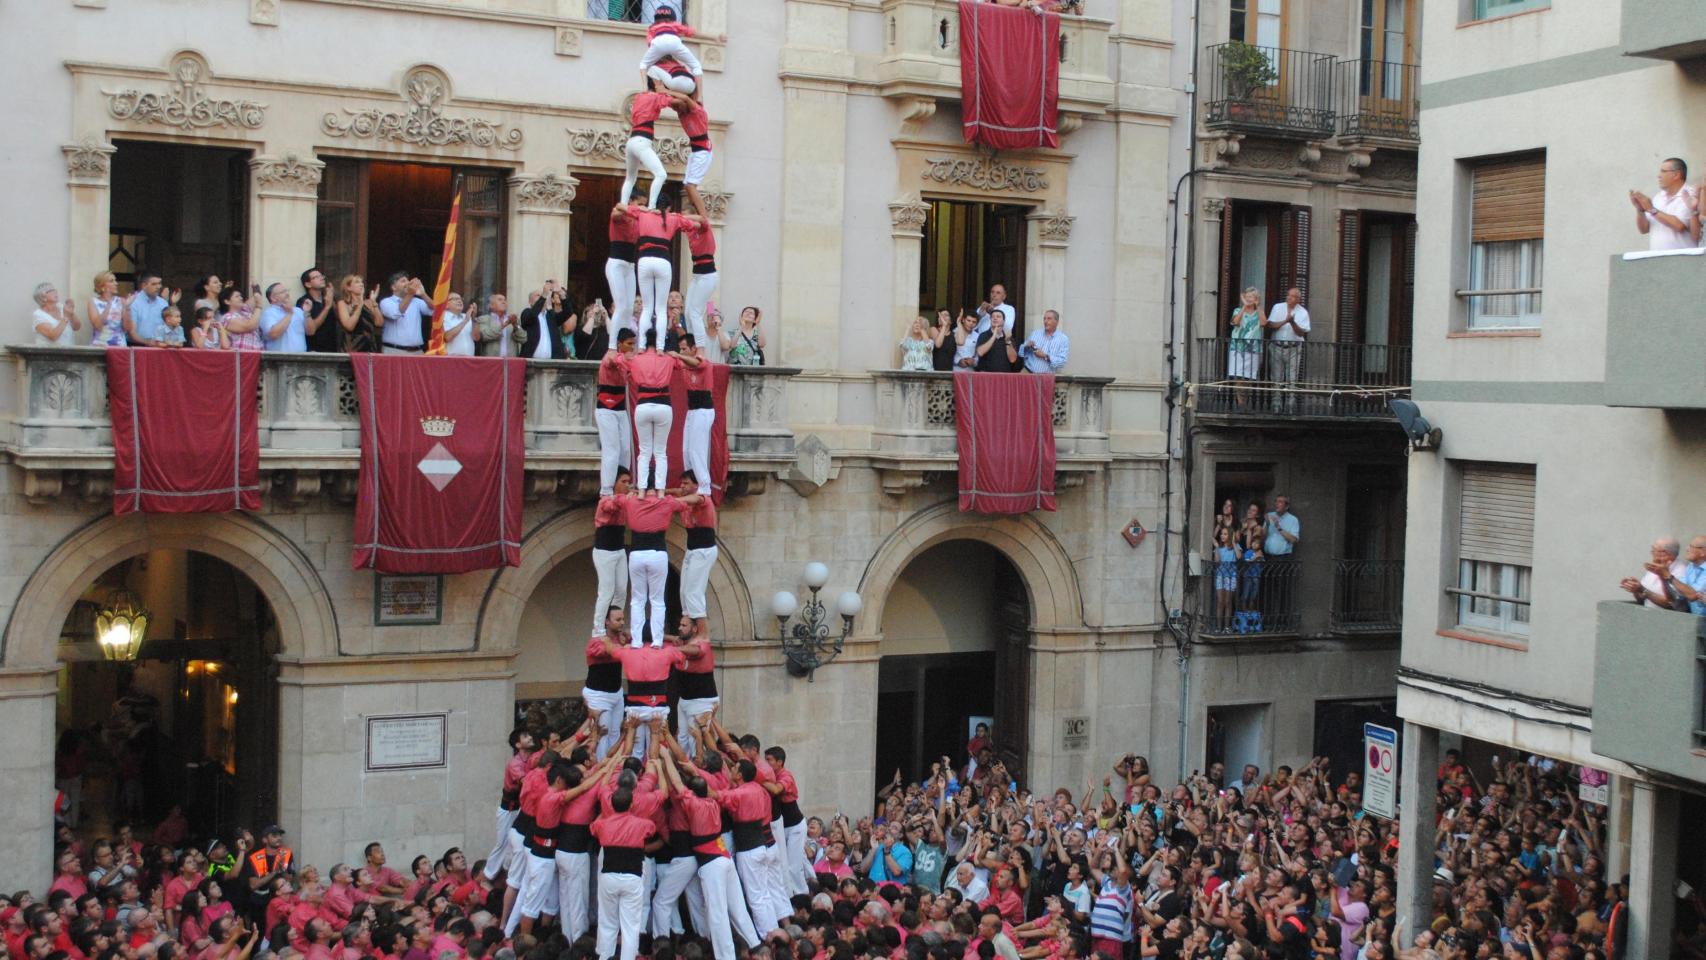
[920,199,1028,340]
[315,158,507,320]
[1217,199,1312,322]
[109,141,250,297]
[1335,210,1413,382]
[1358,0,1415,104]
[1229,0,1283,48]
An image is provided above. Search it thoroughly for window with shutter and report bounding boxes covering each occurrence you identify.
[1451,462,1535,637]
[1278,205,1311,305]
[1218,198,1237,328]
[1464,153,1544,329]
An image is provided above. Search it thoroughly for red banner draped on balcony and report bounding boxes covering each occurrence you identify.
[955,371,1056,514]
[627,362,731,503]
[107,348,261,515]
[350,355,524,574]
[959,0,1061,150]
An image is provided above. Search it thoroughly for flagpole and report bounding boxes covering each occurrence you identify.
[427,173,465,356]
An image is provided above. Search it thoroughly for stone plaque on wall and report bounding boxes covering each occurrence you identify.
[1061,715,1090,752]
[365,713,448,771]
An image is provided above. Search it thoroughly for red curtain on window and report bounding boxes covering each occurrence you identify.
[959,1,1061,150]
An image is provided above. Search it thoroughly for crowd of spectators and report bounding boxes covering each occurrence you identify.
[901,284,1070,375]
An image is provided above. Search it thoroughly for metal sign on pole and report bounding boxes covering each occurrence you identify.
[1363,722,1398,820]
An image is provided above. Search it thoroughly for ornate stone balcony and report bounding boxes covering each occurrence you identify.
[869,370,1111,493]
[2,347,797,504]
[875,0,1116,132]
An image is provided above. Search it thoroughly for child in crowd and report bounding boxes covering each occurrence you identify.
[159,306,187,347]
[191,306,226,350]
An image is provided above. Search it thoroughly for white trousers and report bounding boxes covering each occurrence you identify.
[633,401,673,491]
[761,829,792,922]
[680,544,716,619]
[683,408,714,497]
[686,270,719,344]
[696,856,759,960]
[676,696,719,760]
[651,856,696,937]
[783,820,810,896]
[582,686,625,760]
[622,135,668,210]
[625,703,670,758]
[627,548,668,647]
[516,851,559,924]
[595,409,633,497]
[646,65,699,95]
[555,849,593,940]
[636,257,672,348]
[484,806,520,879]
[641,33,703,81]
[595,870,646,960]
[734,846,787,935]
[604,258,638,336]
[592,546,631,638]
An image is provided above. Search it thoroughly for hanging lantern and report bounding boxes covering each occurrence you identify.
[94,590,149,662]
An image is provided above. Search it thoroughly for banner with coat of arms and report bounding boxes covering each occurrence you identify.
[350,355,525,574]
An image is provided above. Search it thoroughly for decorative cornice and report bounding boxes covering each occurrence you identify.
[509,172,579,215]
[62,139,117,186]
[1030,211,1074,244]
[921,155,1049,193]
[889,200,931,236]
[322,65,522,150]
[566,127,693,166]
[104,51,266,132]
[249,153,325,198]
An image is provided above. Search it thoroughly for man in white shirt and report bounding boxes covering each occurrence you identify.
[260,282,310,352]
[442,293,478,357]
[1263,287,1309,412]
[379,272,433,354]
[973,283,1017,339]
[1630,157,1699,251]
[1019,310,1069,374]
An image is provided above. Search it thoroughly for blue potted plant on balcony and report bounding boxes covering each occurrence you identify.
[1221,41,1278,119]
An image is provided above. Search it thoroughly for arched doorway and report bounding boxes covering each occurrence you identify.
[875,541,1029,789]
[54,550,279,839]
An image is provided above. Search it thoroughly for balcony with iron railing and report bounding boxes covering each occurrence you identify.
[1191,338,1410,422]
[1196,557,1303,638]
[1202,42,1337,140]
[1335,59,1419,145]
[1330,559,1404,635]
[876,0,1115,127]
[1592,600,1706,784]
[2,347,797,502]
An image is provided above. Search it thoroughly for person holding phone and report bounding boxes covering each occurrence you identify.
[726,306,765,366]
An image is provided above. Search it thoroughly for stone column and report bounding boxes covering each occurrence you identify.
[248,154,324,289]
[777,0,855,369]
[1395,721,1439,945]
[0,667,59,894]
[1626,781,1680,960]
[1025,211,1073,327]
[506,173,578,305]
[889,199,930,333]
[63,139,118,288]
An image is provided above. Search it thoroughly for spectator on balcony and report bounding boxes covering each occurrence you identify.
[974,284,1017,339]
[520,281,572,360]
[1263,287,1309,412]
[952,309,981,370]
[379,274,433,354]
[699,304,724,363]
[190,306,224,350]
[725,306,766,366]
[931,309,958,371]
[1629,157,1699,251]
[1660,535,1706,615]
[575,299,613,362]
[31,281,81,346]
[1264,495,1300,558]
[1619,536,1688,608]
[88,271,131,347]
[1019,309,1069,374]
[157,305,188,348]
[334,275,382,354]
[192,276,224,316]
[1214,498,1237,544]
[261,282,313,352]
[1211,527,1239,631]
[1228,287,1263,405]
[1236,503,1266,627]
[478,293,523,358]
[441,293,478,357]
[900,316,935,371]
[296,268,338,354]
[975,311,1019,372]
[126,273,176,345]
[218,285,264,351]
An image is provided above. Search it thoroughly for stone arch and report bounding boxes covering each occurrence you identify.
[855,499,1084,633]
[2,512,340,667]
[477,506,755,652]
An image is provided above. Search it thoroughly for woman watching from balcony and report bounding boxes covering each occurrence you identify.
[88,271,131,347]
[1212,526,1239,631]
[900,315,935,372]
[1228,286,1263,408]
[930,309,958,371]
[32,282,80,346]
[1236,502,1266,631]
[218,284,264,351]
[726,305,766,365]
[334,275,382,354]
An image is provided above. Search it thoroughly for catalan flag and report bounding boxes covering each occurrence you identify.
[426,181,463,356]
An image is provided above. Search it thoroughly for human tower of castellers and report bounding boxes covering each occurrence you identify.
[481,24,801,960]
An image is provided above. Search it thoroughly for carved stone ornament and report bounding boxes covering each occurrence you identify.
[250,154,324,196]
[555,26,584,57]
[510,173,579,215]
[1201,196,1226,217]
[567,127,692,166]
[889,200,931,235]
[323,66,523,150]
[250,0,280,25]
[698,187,732,224]
[63,139,117,184]
[105,52,267,132]
[1033,211,1074,243]
[921,156,1049,193]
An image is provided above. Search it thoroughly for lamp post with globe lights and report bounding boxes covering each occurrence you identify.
[771,561,862,680]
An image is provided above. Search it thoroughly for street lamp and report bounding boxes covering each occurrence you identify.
[95,589,149,662]
[771,563,862,681]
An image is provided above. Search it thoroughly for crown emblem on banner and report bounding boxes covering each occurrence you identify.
[419,416,456,437]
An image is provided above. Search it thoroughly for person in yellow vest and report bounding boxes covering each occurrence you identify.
[238,825,294,925]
